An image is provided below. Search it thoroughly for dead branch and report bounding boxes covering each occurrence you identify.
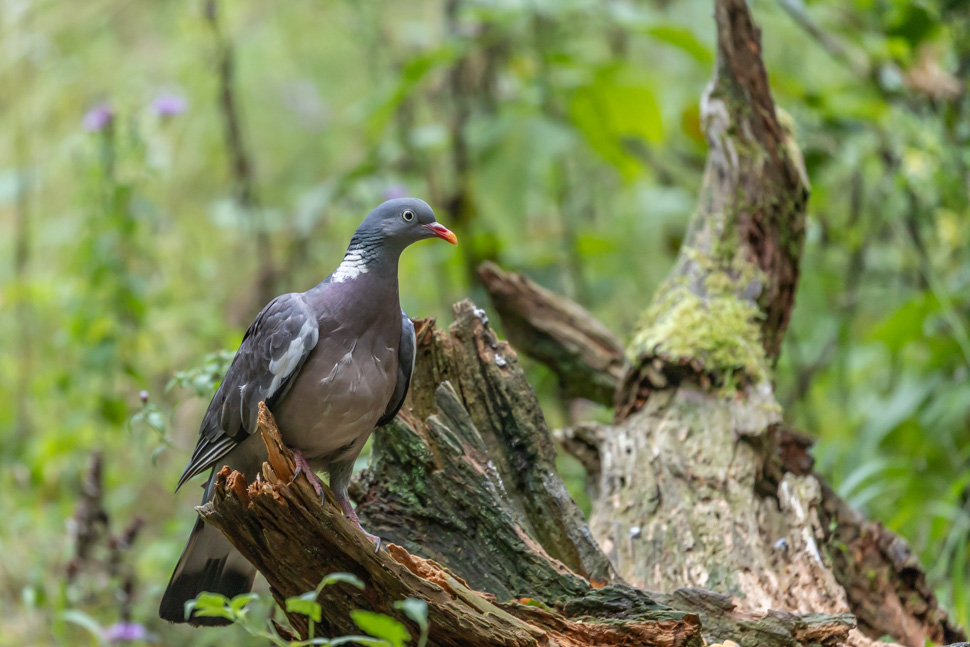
[478,261,624,407]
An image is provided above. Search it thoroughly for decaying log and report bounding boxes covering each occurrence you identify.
[477,261,624,407]
[203,308,856,647]
[202,402,707,646]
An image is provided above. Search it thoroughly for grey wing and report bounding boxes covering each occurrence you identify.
[175,292,320,491]
[376,312,416,427]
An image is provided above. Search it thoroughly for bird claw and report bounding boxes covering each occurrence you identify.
[290,449,324,503]
[335,496,382,552]
[358,526,382,553]
[292,452,380,550]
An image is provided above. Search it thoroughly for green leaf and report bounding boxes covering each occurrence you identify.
[364,44,461,141]
[392,599,427,628]
[644,25,713,64]
[569,64,663,179]
[286,596,322,623]
[185,592,232,621]
[230,592,260,613]
[868,293,940,351]
[351,610,411,647]
[393,599,428,647]
[317,572,366,593]
[329,636,393,647]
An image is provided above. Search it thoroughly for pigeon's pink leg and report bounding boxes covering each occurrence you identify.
[332,492,382,552]
[289,449,381,552]
[290,449,324,500]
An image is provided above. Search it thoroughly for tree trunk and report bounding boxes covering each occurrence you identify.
[197,0,965,645]
[583,2,962,646]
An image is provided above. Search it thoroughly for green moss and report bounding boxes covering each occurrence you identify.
[630,249,769,383]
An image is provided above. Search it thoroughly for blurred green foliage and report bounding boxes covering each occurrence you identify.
[0,0,968,644]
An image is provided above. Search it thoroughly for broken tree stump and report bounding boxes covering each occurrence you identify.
[201,402,706,646]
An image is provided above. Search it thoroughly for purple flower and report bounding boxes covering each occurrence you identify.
[103,621,147,643]
[152,93,187,117]
[383,184,408,201]
[82,103,114,132]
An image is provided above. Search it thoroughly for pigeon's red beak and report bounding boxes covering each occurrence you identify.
[424,222,458,245]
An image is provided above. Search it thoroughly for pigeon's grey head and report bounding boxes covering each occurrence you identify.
[357,197,457,250]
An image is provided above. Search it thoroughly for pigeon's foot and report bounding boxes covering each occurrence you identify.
[290,449,324,502]
[334,492,382,553]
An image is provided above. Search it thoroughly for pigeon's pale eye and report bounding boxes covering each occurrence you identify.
[402,210,415,222]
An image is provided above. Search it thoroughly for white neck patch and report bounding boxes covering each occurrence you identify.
[331,247,369,283]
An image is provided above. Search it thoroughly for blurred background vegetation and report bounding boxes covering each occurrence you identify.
[1,0,968,644]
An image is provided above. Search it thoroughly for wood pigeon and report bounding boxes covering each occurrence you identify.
[159,198,456,625]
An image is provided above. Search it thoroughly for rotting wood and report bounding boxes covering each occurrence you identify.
[356,300,616,592]
[351,301,855,647]
[201,402,706,647]
[203,357,855,647]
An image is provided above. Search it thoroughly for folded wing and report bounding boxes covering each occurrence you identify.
[376,311,416,427]
[175,293,320,491]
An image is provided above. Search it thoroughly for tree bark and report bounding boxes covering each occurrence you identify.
[355,301,617,593]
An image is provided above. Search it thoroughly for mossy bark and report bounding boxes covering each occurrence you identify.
[583,1,962,646]
[356,300,616,589]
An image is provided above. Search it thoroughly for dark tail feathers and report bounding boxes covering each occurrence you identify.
[158,517,255,625]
